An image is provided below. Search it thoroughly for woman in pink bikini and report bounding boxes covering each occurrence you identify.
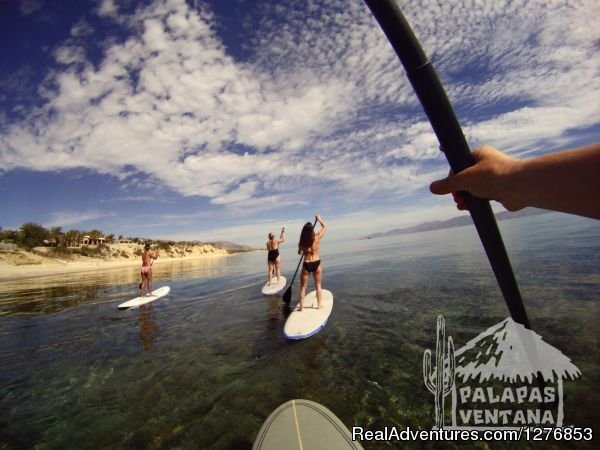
[140,243,159,297]
[297,215,327,311]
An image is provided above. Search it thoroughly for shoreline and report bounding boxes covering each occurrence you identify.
[0,253,234,283]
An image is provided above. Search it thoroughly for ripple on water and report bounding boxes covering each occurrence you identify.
[1,214,599,449]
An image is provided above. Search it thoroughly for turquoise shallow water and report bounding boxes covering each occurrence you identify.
[0,212,599,449]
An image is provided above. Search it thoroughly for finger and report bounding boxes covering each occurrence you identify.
[456,199,468,211]
[430,176,456,195]
[430,165,475,195]
[451,191,463,204]
[450,192,464,210]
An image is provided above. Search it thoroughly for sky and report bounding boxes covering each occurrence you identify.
[1,0,599,247]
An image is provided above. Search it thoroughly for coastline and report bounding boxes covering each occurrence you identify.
[0,252,233,283]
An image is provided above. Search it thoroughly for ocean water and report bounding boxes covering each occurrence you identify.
[0,212,598,449]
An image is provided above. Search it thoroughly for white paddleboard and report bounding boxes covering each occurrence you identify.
[283,289,333,339]
[253,399,363,450]
[262,276,287,295]
[118,286,170,309]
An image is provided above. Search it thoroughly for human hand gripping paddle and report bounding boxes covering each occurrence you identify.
[363,0,530,328]
[282,218,318,304]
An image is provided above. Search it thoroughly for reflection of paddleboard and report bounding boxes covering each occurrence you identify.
[283,289,333,339]
[253,399,363,450]
[118,286,170,309]
[262,276,287,295]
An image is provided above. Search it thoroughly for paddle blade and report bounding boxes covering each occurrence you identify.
[282,285,292,303]
[281,303,293,318]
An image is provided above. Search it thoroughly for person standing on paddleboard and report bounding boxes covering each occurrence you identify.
[266,227,285,286]
[297,215,327,311]
[140,243,159,297]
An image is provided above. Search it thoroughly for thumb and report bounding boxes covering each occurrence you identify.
[430,169,470,195]
[430,175,455,195]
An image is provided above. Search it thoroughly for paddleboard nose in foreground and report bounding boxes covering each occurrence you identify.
[253,398,363,449]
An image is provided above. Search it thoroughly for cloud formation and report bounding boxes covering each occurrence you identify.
[1,0,598,218]
[47,210,116,228]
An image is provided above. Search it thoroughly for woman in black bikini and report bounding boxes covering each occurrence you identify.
[266,227,285,286]
[297,215,327,311]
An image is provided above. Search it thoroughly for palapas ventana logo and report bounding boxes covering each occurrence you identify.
[423,316,580,429]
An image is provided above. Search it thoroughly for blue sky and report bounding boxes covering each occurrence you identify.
[1,0,599,247]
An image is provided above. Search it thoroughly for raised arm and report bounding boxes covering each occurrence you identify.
[430,143,600,219]
[315,215,327,238]
[278,227,285,243]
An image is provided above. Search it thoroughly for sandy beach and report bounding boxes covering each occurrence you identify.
[0,243,233,282]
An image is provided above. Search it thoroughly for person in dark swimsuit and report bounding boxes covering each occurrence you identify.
[266,227,285,286]
[303,260,320,273]
[297,215,327,311]
[267,248,279,263]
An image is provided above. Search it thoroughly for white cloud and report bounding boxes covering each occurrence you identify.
[71,20,94,38]
[54,46,88,66]
[19,0,43,16]
[1,0,599,223]
[161,196,466,246]
[97,0,118,18]
[465,105,599,155]
[46,210,116,228]
[324,199,467,240]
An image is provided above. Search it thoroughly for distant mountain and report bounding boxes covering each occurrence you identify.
[208,241,259,253]
[362,208,549,240]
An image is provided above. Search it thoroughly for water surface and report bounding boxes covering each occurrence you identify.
[1,212,598,449]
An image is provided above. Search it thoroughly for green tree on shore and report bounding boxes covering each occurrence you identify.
[18,223,49,249]
[88,229,103,245]
[64,230,81,248]
[0,228,18,242]
[49,226,63,246]
[3,222,236,252]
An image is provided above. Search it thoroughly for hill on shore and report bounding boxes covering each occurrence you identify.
[0,241,258,268]
[207,241,257,253]
[362,208,548,240]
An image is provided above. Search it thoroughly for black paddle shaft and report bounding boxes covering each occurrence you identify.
[363,0,530,328]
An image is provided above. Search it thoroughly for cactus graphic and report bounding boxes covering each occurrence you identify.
[423,315,455,428]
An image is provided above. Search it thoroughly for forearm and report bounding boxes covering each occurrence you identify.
[507,143,600,218]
